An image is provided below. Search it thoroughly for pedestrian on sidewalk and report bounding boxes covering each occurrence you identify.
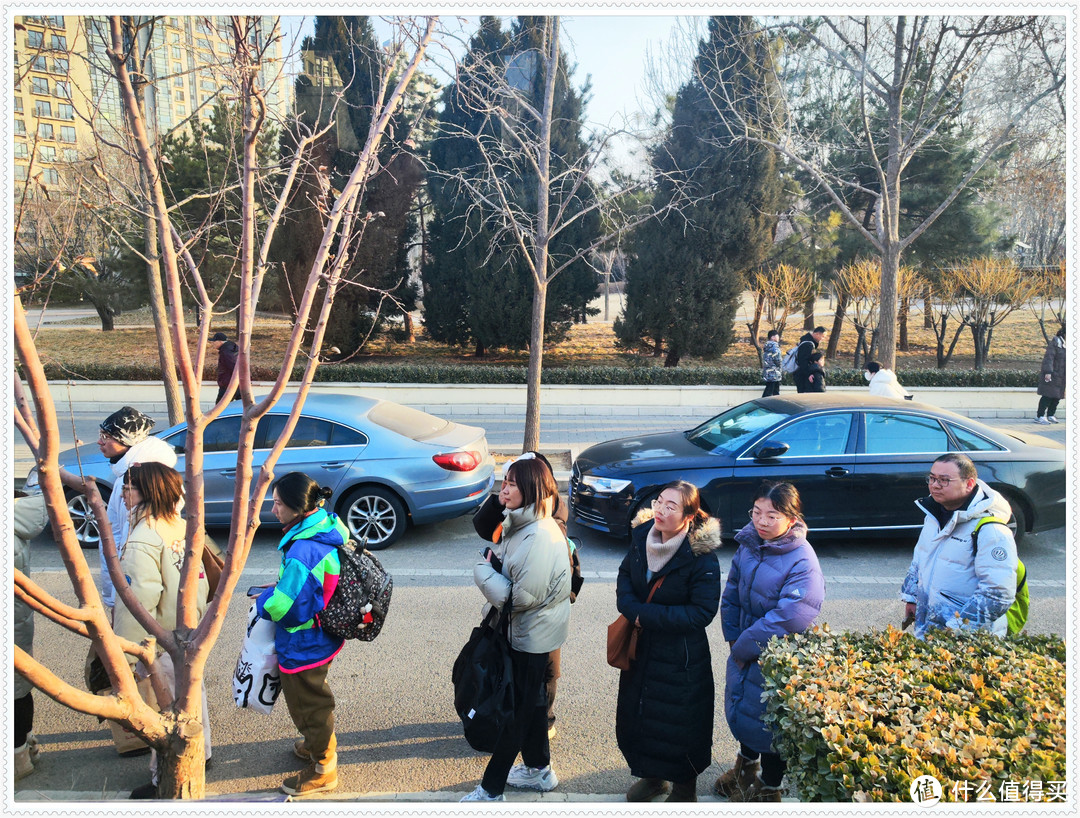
[117,464,211,799]
[793,327,825,393]
[255,472,349,797]
[864,361,911,400]
[471,452,582,742]
[805,351,827,392]
[1035,326,1065,424]
[761,330,782,398]
[616,481,721,803]
[715,481,824,802]
[463,458,571,802]
[14,490,48,781]
[210,332,239,404]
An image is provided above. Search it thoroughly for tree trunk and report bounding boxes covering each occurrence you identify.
[93,300,116,331]
[826,291,846,359]
[474,339,486,357]
[523,279,547,452]
[664,347,681,367]
[923,282,933,328]
[802,294,815,330]
[155,721,206,799]
[899,297,909,351]
[402,309,415,343]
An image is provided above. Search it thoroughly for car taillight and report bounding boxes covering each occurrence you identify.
[433,451,481,472]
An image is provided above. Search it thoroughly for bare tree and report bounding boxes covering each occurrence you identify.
[1027,261,1066,343]
[950,257,1039,369]
[745,263,817,361]
[835,259,923,368]
[13,14,436,798]
[693,15,1066,370]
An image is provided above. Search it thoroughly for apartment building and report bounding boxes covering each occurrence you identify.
[14,14,286,192]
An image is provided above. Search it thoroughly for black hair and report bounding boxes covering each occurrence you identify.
[865,361,882,373]
[658,480,711,533]
[752,480,803,520]
[813,326,826,334]
[767,329,780,340]
[933,452,977,481]
[1056,325,1065,340]
[272,472,332,516]
[505,457,558,513]
[809,351,824,363]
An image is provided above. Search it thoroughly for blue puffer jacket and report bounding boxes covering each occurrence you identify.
[256,508,347,673]
[762,339,782,383]
[721,520,824,754]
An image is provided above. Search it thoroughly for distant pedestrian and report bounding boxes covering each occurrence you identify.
[715,481,824,802]
[14,490,48,781]
[1035,326,1065,424]
[95,407,178,612]
[616,481,721,803]
[793,326,826,393]
[211,331,239,404]
[256,472,349,796]
[463,458,571,802]
[761,330,782,397]
[864,361,911,400]
[805,351,826,392]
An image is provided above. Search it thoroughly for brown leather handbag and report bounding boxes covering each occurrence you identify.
[607,576,666,671]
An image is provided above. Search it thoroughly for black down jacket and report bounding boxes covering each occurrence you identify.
[614,510,722,782]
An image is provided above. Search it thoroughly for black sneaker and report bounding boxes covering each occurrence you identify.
[129,782,157,799]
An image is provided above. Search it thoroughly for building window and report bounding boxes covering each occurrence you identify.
[60,125,76,142]
[50,35,67,51]
[175,89,185,102]
[41,167,60,185]
[55,81,71,99]
[176,105,186,117]
[52,56,68,73]
[172,45,181,60]
[47,15,64,28]
[63,147,78,163]
[14,143,29,159]
[31,76,50,95]
[34,100,52,117]
[57,103,74,120]
[200,80,215,92]
[196,38,211,52]
[15,119,26,135]
[169,16,180,28]
[38,122,54,140]
[15,165,28,181]
[39,145,57,163]
[33,55,48,71]
[27,31,43,49]
[14,96,23,112]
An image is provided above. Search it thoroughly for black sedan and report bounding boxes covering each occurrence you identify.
[570,395,1065,541]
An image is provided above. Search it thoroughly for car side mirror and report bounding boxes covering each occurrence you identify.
[754,440,789,459]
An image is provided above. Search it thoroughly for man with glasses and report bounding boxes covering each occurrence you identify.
[95,407,178,614]
[899,453,1017,639]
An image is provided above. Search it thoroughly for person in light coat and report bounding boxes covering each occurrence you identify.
[464,458,571,802]
[14,491,48,780]
[900,453,1017,639]
[760,330,782,397]
[95,406,179,611]
[864,361,911,400]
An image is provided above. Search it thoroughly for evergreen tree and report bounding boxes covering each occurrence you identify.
[423,16,598,354]
[616,17,783,367]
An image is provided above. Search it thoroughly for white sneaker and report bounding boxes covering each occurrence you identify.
[1034,417,1050,425]
[1048,416,1059,424]
[460,784,505,802]
[14,743,34,780]
[506,763,559,791]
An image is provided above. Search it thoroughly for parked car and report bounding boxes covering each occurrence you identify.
[570,394,1065,542]
[28,393,495,550]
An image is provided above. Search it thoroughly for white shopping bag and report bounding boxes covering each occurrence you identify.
[232,601,281,715]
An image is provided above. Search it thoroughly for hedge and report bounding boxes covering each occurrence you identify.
[35,361,1039,388]
[760,625,1066,802]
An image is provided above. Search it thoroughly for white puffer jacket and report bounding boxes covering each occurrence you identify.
[101,435,179,608]
[473,503,571,653]
[900,480,1017,639]
[868,368,910,400]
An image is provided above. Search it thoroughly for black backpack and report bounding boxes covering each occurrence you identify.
[452,604,515,753]
[317,539,393,641]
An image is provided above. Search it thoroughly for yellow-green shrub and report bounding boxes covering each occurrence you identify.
[760,625,1066,802]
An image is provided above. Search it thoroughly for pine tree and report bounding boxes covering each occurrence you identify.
[423,16,598,354]
[616,17,783,367]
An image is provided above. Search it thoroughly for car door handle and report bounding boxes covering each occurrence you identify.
[220,469,236,479]
[321,462,347,471]
[825,467,850,478]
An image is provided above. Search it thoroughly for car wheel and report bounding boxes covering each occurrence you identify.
[341,486,407,550]
[1004,495,1028,544]
[66,489,107,550]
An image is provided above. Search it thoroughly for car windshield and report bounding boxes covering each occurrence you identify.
[686,403,788,454]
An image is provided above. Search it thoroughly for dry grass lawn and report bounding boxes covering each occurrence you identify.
[28,300,1052,376]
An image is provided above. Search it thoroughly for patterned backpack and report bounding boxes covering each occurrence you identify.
[317,539,393,641]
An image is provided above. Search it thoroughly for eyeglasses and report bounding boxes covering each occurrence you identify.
[98,432,117,443]
[749,508,785,524]
[651,499,681,514]
[926,474,960,487]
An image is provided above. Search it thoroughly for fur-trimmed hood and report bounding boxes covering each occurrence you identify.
[631,507,722,556]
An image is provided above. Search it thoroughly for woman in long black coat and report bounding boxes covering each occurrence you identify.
[615,480,722,802]
[1035,326,1066,423]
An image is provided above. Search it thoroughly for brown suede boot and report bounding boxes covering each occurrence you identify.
[713,753,760,799]
[280,758,338,796]
[666,778,697,802]
[626,777,671,802]
[742,776,783,802]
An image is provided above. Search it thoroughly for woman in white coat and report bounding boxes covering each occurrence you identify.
[864,361,911,400]
[462,458,572,802]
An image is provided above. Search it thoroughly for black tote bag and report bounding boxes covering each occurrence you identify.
[452,603,514,753]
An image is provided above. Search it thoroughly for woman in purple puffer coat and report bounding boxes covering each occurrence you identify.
[714,481,824,802]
